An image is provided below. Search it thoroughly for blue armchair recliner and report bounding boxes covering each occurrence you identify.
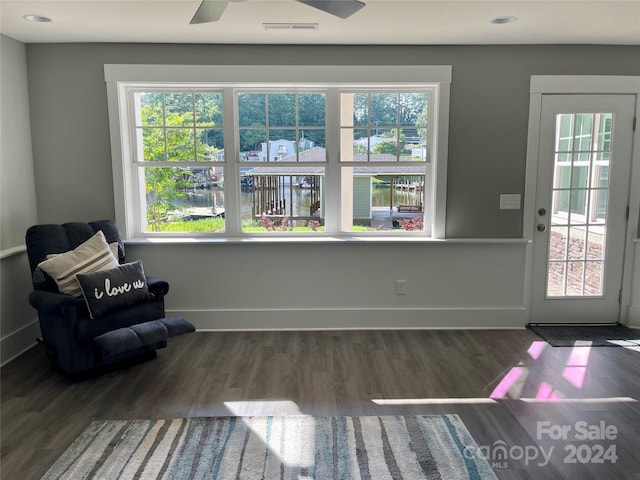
[26,220,194,377]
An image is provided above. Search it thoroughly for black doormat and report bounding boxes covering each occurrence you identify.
[527,323,640,347]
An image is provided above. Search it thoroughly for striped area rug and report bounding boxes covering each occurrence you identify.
[42,415,498,479]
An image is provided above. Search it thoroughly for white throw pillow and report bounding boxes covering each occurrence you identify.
[37,231,120,297]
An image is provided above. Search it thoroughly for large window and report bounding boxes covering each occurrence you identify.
[106,65,451,239]
[133,91,225,232]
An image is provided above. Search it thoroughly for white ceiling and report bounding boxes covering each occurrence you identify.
[1,0,639,45]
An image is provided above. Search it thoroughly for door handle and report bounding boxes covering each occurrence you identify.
[537,224,547,232]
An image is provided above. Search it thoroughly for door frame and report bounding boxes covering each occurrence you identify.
[524,76,640,325]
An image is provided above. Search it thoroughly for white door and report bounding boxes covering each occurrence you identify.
[531,95,635,324]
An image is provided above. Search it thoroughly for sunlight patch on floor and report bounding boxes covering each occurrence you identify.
[519,397,637,404]
[224,400,303,416]
[372,396,637,406]
[490,365,527,399]
[487,340,640,403]
[562,344,591,389]
[372,398,499,405]
[527,341,547,360]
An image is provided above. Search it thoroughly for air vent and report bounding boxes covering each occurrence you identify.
[263,23,319,31]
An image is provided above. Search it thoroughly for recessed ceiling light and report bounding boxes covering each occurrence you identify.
[490,16,518,25]
[23,14,52,23]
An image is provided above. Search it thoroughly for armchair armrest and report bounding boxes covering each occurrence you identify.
[28,291,86,353]
[146,277,169,298]
[28,290,85,316]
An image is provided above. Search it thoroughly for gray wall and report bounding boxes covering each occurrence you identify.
[1,35,40,364]
[1,35,38,249]
[25,44,640,237]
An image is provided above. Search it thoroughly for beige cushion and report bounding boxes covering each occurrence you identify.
[46,241,120,261]
[37,231,120,297]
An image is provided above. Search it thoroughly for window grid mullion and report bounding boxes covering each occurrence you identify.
[191,92,198,162]
[224,87,241,234]
[162,93,168,162]
[324,89,341,234]
[295,94,300,162]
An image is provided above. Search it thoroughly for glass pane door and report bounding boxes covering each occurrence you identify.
[531,94,634,324]
[546,112,612,297]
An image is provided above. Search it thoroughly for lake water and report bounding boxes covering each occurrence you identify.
[181,185,422,220]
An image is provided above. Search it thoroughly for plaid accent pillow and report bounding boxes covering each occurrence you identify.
[36,231,119,297]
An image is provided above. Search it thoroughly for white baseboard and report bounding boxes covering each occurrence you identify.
[166,307,529,331]
[1,319,40,366]
[628,305,640,328]
[0,308,528,366]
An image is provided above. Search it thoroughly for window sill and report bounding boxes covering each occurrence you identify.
[124,236,531,246]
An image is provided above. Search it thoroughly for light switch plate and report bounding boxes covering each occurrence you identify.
[500,194,521,210]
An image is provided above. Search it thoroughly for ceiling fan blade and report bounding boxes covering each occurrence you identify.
[190,0,229,24]
[297,0,365,19]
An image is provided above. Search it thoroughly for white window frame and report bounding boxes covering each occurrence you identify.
[105,65,451,240]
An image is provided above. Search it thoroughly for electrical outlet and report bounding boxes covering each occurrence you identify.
[499,194,521,210]
[396,280,407,295]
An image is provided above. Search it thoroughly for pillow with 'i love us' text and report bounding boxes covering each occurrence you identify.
[76,260,154,319]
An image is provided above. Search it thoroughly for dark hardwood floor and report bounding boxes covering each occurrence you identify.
[2,329,639,479]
